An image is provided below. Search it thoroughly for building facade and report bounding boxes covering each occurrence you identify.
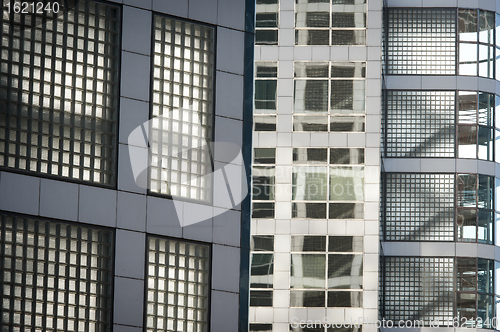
[250,0,382,331]
[0,0,254,331]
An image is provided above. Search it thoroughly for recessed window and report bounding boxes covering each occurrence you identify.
[0,213,113,331]
[146,237,210,332]
[150,16,215,201]
[0,1,120,184]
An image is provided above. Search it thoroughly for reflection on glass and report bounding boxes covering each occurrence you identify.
[457,293,477,321]
[251,235,274,251]
[479,10,495,44]
[329,203,364,219]
[255,80,277,111]
[293,115,328,131]
[250,253,273,288]
[254,148,276,164]
[331,30,365,46]
[459,43,478,76]
[478,92,494,126]
[457,125,478,158]
[291,236,327,252]
[295,30,329,45]
[250,290,273,306]
[478,175,494,209]
[458,91,477,124]
[478,210,493,244]
[292,202,327,219]
[293,148,328,164]
[457,174,477,207]
[329,236,363,253]
[291,254,326,289]
[254,115,276,131]
[290,291,325,307]
[477,294,494,327]
[293,166,328,201]
[252,166,275,200]
[478,127,493,160]
[294,62,329,78]
[331,80,365,113]
[459,9,478,42]
[252,202,274,218]
[330,148,364,165]
[329,166,364,201]
[478,259,493,293]
[294,80,329,113]
[457,208,476,242]
[330,116,365,132]
[327,254,363,289]
[457,258,477,292]
[327,291,362,307]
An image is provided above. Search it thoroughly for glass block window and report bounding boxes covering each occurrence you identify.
[255,62,277,132]
[0,0,120,184]
[146,237,210,332]
[386,9,456,75]
[0,213,113,331]
[253,148,276,219]
[150,16,214,201]
[382,257,454,325]
[250,235,274,307]
[295,0,366,46]
[383,173,455,241]
[456,174,494,244]
[384,91,455,158]
[292,148,364,219]
[256,0,279,45]
[290,236,363,308]
[293,62,365,133]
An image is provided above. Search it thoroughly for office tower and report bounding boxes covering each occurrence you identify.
[251,0,382,331]
[251,0,500,331]
[0,0,253,331]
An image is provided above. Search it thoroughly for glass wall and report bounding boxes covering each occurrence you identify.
[252,148,276,219]
[0,0,120,184]
[250,235,274,307]
[256,0,279,45]
[254,62,277,132]
[293,62,365,133]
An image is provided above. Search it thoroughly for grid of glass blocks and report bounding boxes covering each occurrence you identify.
[250,235,274,307]
[295,0,366,46]
[384,91,455,158]
[290,236,363,308]
[0,213,113,331]
[255,62,277,132]
[292,148,364,219]
[252,148,276,219]
[150,16,214,201]
[293,62,365,132]
[387,8,456,75]
[383,173,455,241]
[146,237,210,332]
[256,0,279,45]
[382,257,454,325]
[0,0,120,184]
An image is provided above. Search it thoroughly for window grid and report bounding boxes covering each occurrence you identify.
[0,213,113,332]
[382,257,455,325]
[254,62,277,132]
[150,16,214,201]
[0,0,120,184]
[292,148,365,220]
[250,235,274,307]
[252,148,276,219]
[146,237,210,332]
[387,8,456,75]
[383,173,455,241]
[293,62,365,133]
[295,0,366,46]
[385,91,456,158]
[256,0,279,45]
[290,235,363,308]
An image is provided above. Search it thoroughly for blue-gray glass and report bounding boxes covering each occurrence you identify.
[478,92,494,126]
[291,236,327,252]
[250,290,273,306]
[328,236,363,252]
[254,148,276,164]
[457,174,477,207]
[327,291,362,307]
[477,294,494,328]
[478,259,494,293]
[250,253,273,288]
[478,175,494,209]
[290,290,325,307]
[255,80,277,110]
[293,148,328,164]
[478,127,493,161]
[327,254,363,289]
[251,235,274,251]
[477,210,493,244]
[290,254,326,289]
[292,202,327,219]
[252,202,275,218]
[457,258,477,292]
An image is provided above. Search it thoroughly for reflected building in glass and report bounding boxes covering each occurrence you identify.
[251,0,381,331]
[252,0,500,331]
